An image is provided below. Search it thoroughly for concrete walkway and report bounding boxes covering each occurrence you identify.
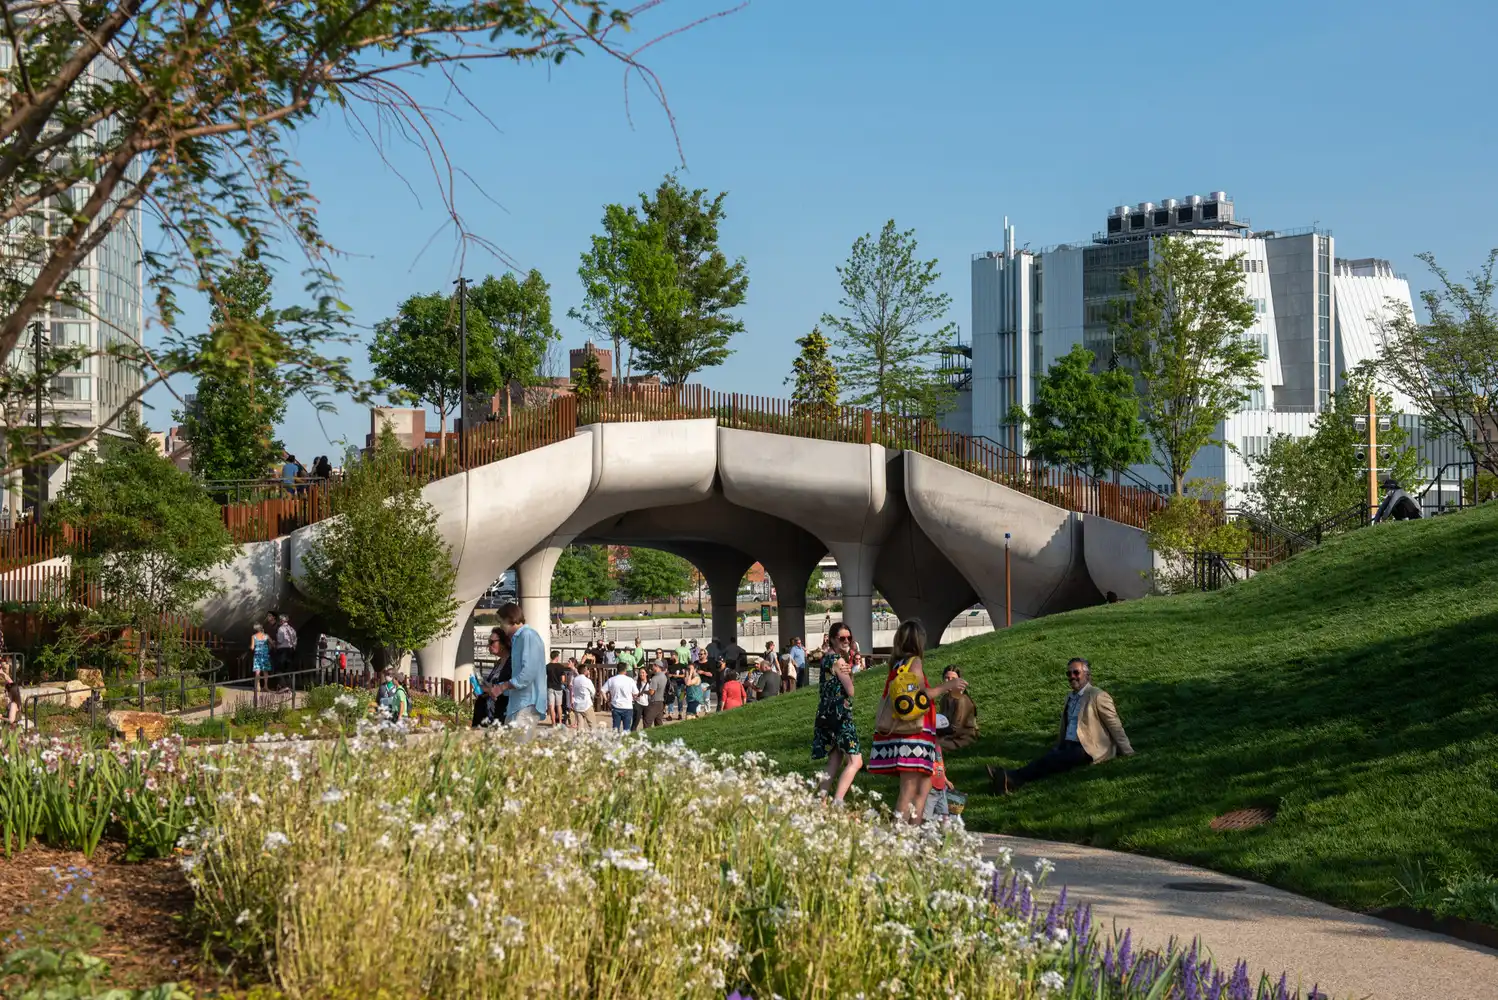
[981,834,1498,1000]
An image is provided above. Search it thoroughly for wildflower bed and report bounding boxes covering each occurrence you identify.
[2,726,1327,999]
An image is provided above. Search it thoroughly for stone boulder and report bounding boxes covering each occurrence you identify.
[75,668,105,690]
[37,680,95,710]
[106,710,172,743]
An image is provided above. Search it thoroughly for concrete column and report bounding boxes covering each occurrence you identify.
[413,596,480,684]
[761,552,820,654]
[517,545,563,662]
[827,540,879,651]
[676,544,754,644]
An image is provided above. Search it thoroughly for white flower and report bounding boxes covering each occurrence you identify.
[263,831,290,851]
[332,822,348,834]
[235,909,251,926]
[321,788,345,804]
[1039,970,1065,991]
[247,792,263,806]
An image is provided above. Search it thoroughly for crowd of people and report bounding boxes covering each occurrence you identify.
[466,601,1135,824]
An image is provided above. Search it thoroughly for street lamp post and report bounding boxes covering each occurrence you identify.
[454,276,469,457]
[1004,532,1012,628]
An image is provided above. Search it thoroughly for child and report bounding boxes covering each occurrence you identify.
[868,619,968,824]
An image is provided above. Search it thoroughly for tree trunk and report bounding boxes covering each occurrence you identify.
[436,408,448,457]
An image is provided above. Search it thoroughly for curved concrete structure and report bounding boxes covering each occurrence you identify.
[194,421,1157,686]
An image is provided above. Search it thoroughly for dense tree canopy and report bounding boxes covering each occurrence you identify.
[1010,344,1150,477]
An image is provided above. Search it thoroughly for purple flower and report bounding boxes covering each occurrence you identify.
[1073,902,1093,953]
[1102,941,1117,979]
[726,992,752,1000]
[1117,929,1135,980]
[1045,898,1061,938]
[1182,939,1203,1000]
[1227,960,1252,1000]
[1274,972,1291,1000]
[1307,986,1327,1000]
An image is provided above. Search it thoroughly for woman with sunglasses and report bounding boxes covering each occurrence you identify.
[473,627,511,727]
[812,621,863,805]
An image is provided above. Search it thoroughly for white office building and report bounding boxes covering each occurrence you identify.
[1,42,145,510]
[951,192,1432,499]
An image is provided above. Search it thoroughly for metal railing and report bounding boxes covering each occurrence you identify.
[22,662,229,734]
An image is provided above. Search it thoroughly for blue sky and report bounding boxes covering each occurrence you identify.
[143,0,1498,461]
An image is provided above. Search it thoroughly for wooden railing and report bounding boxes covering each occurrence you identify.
[4,387,1168,569]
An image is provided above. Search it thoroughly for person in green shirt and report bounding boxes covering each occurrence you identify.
[675,641,691,666]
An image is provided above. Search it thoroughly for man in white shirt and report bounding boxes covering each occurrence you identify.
[568,660,597,729]
[600,665,639,732]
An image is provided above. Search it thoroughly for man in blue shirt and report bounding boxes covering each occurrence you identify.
[789,637,807,688]
[492,603,547,730]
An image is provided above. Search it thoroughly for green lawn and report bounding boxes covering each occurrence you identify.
[659,502,1498,917]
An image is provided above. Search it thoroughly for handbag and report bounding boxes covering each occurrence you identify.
[874,658,930,736]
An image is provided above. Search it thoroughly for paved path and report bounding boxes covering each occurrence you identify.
[980,834,1498,1000]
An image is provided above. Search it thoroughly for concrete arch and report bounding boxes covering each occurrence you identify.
[200,420,1158,684]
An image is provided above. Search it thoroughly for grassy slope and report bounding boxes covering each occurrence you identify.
[658,503,1498,913]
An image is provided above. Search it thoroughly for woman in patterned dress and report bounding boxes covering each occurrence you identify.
[868,619,968,824]
[812,621,863,804]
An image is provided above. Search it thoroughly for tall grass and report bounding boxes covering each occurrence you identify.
[175,726,1328,999]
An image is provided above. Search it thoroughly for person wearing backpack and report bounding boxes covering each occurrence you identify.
[868,619,967,824]
[378,670,405,722]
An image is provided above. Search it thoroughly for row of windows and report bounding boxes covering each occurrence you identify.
[1241,434,1274,458]
[1238,259,1265,273]
[1250,297,1269,314]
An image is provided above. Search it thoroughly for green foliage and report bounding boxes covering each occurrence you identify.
[298,429,460,668]
[571,204,650,382]
[178,254,287,487]
[1374,249,1498,477]
[467,271,560,392]
[805,567,825,598]
[619,547,692,603]
[1110,235,1263,495]
[786,326,840,415]
[371,291,502,440]
[1144,482,1253,593]
[0,0,670,479]
[1010,344,1150,476]
[551,545,614,606]
[628,174,749,385]
[665,503,1498,921]
[47,417,233,675]
[1394,861,1498,926]
[1245,365,1422,534]
[823,220,956,418]
[572,347,606,398]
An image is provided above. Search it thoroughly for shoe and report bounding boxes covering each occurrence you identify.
[986,764,1012,795]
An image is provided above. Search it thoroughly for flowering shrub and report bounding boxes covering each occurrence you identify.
[1,732,200,859]
[170,725,1330,999]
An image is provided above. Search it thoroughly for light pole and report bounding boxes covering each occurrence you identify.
[453,277,469,456]
[1004,532,1012,628]
[1354,396,1392,523]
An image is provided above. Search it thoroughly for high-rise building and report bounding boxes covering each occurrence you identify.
[0,41,145,508]
[951,193,1446,499]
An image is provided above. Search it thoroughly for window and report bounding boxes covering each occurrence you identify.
[1249,297,1268,314]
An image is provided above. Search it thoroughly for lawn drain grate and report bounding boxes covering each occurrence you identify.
[1209,806,1276,831]
[1165,881,1246,893]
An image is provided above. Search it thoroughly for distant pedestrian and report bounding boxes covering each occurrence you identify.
[644,662,668,727]
[790,637,808,687]
[489,604,546,730]
[719,669,747,711]
[568,659,597,729]
[546,650,567,725]
[632,667,651,730]
[250,623,272,694]
[273,614,297,677]
[601,664,639,731]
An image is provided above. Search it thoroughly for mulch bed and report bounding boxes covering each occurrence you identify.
[0,842,260,995]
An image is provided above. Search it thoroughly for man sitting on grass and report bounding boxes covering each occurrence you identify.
[987,658,1133,794]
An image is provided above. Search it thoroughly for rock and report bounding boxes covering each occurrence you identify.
[59,680,94,709]
[76,668,105,690]
[106,710,172,743]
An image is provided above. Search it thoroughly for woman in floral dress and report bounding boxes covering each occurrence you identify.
[812,621,863,804]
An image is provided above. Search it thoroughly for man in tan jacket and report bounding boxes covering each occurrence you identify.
[988,658,1133,793]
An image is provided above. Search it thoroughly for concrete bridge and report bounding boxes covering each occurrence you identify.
[194,418,1159,687]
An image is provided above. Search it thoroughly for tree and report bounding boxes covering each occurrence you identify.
[571,204,650,383]
[1009,344,1150,477]
[299,428,460,669]
[551,545,614,609]
[179,254,287,489]
[628,174,749,385]
[805,566,825,598]
[370,291,503,452]
[1375,249,1498,478]
[48,414,235,677]
[786,326,840,415]
[572,346,606,399]
[0,1,690,478]
[1245,366,1422,534]
[619,547,692,603]
[1110,234,1263,496]
[823,220,957,418]
[467,270,561,418]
